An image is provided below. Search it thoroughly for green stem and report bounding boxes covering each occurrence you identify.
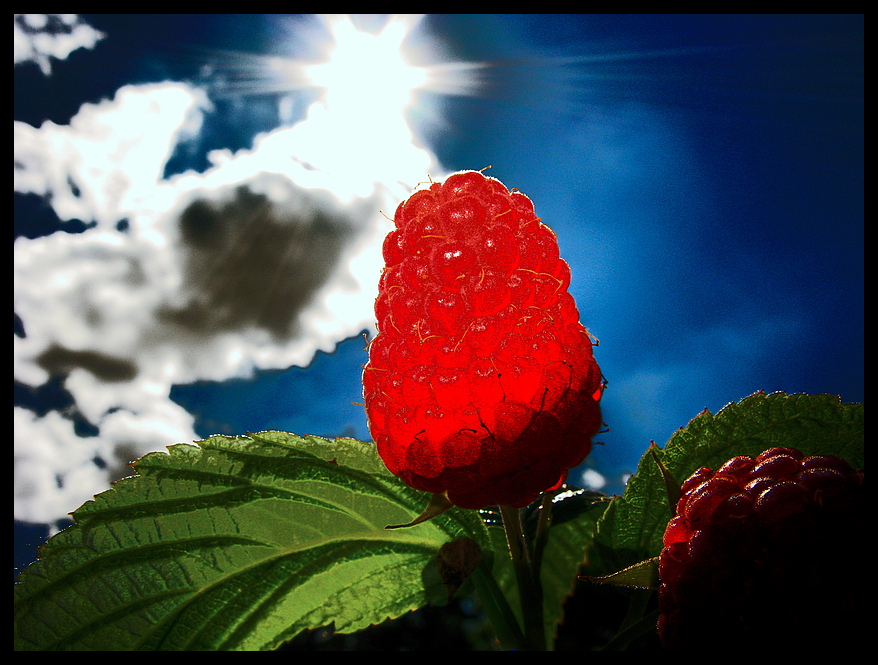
[499,504,546,651]
[531,492,554,581]
[469,561,526,651]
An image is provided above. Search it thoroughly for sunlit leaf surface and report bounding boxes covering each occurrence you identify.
[14,432,489,651]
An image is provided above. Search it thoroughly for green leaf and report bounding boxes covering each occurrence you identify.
[14,432,490,651]
[587,391,864,575]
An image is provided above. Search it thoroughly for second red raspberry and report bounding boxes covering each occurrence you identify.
[658,446,865,650]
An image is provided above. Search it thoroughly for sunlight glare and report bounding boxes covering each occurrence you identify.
[306,17,428,118]
[286,15,434,198]
[199,15,486,200]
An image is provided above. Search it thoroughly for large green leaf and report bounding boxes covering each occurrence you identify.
[14,432,490,651]
[586,391,864,575]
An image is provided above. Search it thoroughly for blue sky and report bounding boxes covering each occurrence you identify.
[14,15,863,573]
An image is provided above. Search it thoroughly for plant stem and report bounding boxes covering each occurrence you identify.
[531,492,554,581]
[469,560,526,651]
[499,504,546,651]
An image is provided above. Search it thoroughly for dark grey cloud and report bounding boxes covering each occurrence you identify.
[161,184,360,342]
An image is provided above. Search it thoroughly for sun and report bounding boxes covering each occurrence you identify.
[188,15,486,199]
[305,16,428,118]
[281,15,434,190]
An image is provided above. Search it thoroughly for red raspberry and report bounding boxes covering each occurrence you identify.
[657,447,865,650]
[363,171,603,509]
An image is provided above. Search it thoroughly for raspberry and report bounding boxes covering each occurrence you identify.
[363,171,603,509]
[657,447,865,650]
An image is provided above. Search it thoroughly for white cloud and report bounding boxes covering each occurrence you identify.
[13,14,105,76]
[577,468,607,491]
[14,18,447,524]
[14,82,212,227]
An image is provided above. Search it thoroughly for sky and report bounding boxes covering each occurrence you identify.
[14,14,863,574]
